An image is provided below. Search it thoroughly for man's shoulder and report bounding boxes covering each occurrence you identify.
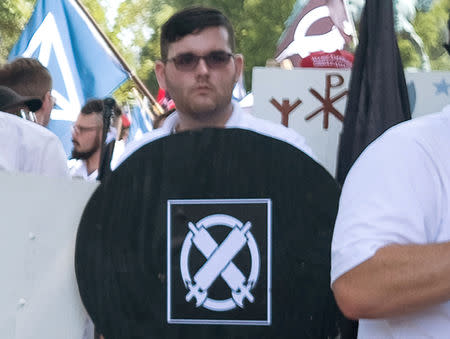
[237,111,316,160]
[113,128,170,169]
[2,112,58,138]
[1,111,61,146]
[0,112,68,176]
[241,112,294,135]
[370,107,450,154]
[344,106,450,192]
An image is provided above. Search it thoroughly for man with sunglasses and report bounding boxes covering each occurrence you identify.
[331,18,450,338]
[116,6,314,165]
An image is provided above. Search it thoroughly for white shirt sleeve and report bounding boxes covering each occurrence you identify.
[228,105,318,162]
[0,113,69,177]
[331,129,442,284]
[38,134,70,178]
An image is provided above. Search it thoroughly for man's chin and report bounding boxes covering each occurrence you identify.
[71,149,93,160]
[187,100,218,116]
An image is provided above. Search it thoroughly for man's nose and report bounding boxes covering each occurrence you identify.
[195,57,210,74]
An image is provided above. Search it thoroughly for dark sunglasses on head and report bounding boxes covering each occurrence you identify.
[166,51,234,71]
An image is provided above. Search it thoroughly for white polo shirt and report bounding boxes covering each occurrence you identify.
[331,105,450,338]
[115,101,316,168]
[0,111,68,177]
[68,159,98,181]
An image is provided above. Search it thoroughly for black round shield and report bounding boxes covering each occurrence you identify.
[75,128,345,339]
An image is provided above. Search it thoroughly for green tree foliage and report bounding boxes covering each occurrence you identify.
[236,0,297,90]
[0,0,35,64]
[412,0,450,70]
[80,0,136,102]
[398,0,450,70]
[112,0,161,98]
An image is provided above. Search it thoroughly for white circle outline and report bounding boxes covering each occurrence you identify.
[180,214,260,312]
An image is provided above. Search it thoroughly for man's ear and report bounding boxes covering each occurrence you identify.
[33,90,52,126]
[39,91,53,113]
[233,53,244,83]
[155,61,167,89]
[43,91,52,105]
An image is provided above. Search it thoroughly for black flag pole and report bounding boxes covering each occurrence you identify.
[97,98,116,181]
[336,0,411,186]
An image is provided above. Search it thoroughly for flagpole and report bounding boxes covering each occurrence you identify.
[74,0,163,115]
[343,0,358,46]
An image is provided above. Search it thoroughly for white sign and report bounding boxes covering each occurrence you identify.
[252,67,450,176]
[0,171,97,339]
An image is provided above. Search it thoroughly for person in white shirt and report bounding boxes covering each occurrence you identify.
[331,104,450,338]
[116,6,314,167]
[69,99,105,181]
[0,85,68,177]
[331,21,450,338]
[69,99,124,181]
[0,58,55,127]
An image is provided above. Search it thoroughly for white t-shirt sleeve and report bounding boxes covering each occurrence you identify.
[112,128,170,170]
[282,127,316,161]
[331,130,442,284]
[38,135,69,178]
[234,111,318,161]
[2,114,69,178]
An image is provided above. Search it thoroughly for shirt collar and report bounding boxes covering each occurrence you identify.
[161,100,243,133]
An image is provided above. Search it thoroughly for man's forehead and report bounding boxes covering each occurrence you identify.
[167,26,231,57]
[77,112,102,125]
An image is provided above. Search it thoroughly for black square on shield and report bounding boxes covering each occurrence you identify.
[167,199,271,325]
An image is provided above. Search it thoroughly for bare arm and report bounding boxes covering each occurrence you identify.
[332,241,450,320]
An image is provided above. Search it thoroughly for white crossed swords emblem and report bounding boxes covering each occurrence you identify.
[180,214,260,312]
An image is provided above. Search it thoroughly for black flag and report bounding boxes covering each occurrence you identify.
[336,0,411,185]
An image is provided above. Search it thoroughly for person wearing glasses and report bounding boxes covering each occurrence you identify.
[115,6,314,166]
[69,98,124,181]
[331,19,450,338]
[0,85,68,176]
[69,99,105,181]
[0,57,55,127]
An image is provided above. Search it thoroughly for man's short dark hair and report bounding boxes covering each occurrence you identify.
[81,98,122,128]
[81,99,104,116]
[160,6,235,61]
[0,58,52,99]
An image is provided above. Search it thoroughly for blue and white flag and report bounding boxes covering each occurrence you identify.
[128,104,153,142]
[9,0,129,154]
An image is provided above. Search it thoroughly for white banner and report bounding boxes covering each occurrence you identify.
[0,171,97,339]
[252,67,450,176]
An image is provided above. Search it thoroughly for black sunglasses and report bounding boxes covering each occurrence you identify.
[166,51,234,71]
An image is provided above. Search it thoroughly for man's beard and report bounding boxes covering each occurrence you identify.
[71,141,100,160]
[165,75,234,120]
